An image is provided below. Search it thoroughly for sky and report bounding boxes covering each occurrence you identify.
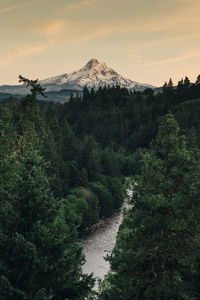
[0,0,200,86]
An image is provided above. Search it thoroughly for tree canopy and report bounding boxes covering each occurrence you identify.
[99,114,200,300]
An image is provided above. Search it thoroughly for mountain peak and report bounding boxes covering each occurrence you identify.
[0,59,155,100]
[81,58,118,78]
[39,59,155,91]
[86,58,100,69]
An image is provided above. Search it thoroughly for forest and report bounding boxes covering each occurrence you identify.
[1,74,200,299]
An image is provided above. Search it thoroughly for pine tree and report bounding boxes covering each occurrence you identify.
[0,129,94,299]
[61,118,79,162]
[0,108,18,236]
[78,167,89,187]
[168,78,173,87]
[195,74,200,85]
[0,80,94,299]
[184,76,190,88]
[99,114,200,300]
[81,137,102,181]
[177,78,184,99]
[162,81,168,95]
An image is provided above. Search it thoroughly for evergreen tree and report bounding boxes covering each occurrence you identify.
[81,137,102,181]
[60,118,79,162]
[177,78,184,99]
[0,78,94,299]
[183,76,190,91]
[162,81,168,95]
[19,75,46,98]
[78,167,89,187]
[163,79,174,98]
[90,182,113,217]
[177,78,184,88]
[0,130,94,299]
[195,74,200,85]
[0,108,18,236]
[99,114,200,300]
[168,78,173,88]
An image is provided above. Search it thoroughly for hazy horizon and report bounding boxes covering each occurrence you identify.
[1,0,200,86]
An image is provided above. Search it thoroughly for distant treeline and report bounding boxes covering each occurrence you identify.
[60,75,200,153]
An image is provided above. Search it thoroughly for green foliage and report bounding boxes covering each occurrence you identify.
[89,182,114,217]
[81,136,102,181]
[99,114,200,300]
[101,148,119,177]
[78,167,89,187]
[67,188,100,231]
[59,76,200,154]
[106,177,125,210]
[0,108,19,234]
[0,91,95,299]
[0,276,26,300]
[19,75,46,98]
[4,73,200,298]
[0,130,94,299]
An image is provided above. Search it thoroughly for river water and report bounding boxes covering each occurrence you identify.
[80,189,132,285]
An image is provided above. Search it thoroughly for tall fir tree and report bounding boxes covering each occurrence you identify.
[99,114,200,300]
[0,78,94,299]
[0,125,94,300]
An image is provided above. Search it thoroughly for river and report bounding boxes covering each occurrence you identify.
[80,189,132,287]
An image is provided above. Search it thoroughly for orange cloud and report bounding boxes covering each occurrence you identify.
[41,20,68,36]
[0,42,53,67]
[20,19,70,37]
[0,3,26,14]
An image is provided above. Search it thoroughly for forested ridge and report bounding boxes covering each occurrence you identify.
[1,74,200,299]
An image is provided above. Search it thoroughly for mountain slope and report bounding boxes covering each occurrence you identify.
[40,58,154,91]
[0,59,155,101]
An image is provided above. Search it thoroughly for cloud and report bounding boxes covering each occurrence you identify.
[0,3,26,14]
[42,20,67,35]
[37,19,68,36]
[25,17,116,41]
[2,0,200,71]
[19,18,70,37]
[64,0,96,11]
[0,0,49,15]
[0,23,113,67]
[0,41,53,67]
[144,51,200,66]
[111,0,200,37]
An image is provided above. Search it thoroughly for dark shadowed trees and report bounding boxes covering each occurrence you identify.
[99,114,200,300]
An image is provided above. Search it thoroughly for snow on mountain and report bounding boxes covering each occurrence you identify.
[0,59,155,100]
[40,59,154,91]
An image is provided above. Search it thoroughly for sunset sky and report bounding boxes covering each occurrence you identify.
[1,0,200,86]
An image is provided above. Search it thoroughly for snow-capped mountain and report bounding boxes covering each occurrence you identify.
[0,59,155,102]
[40,59,154,91]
